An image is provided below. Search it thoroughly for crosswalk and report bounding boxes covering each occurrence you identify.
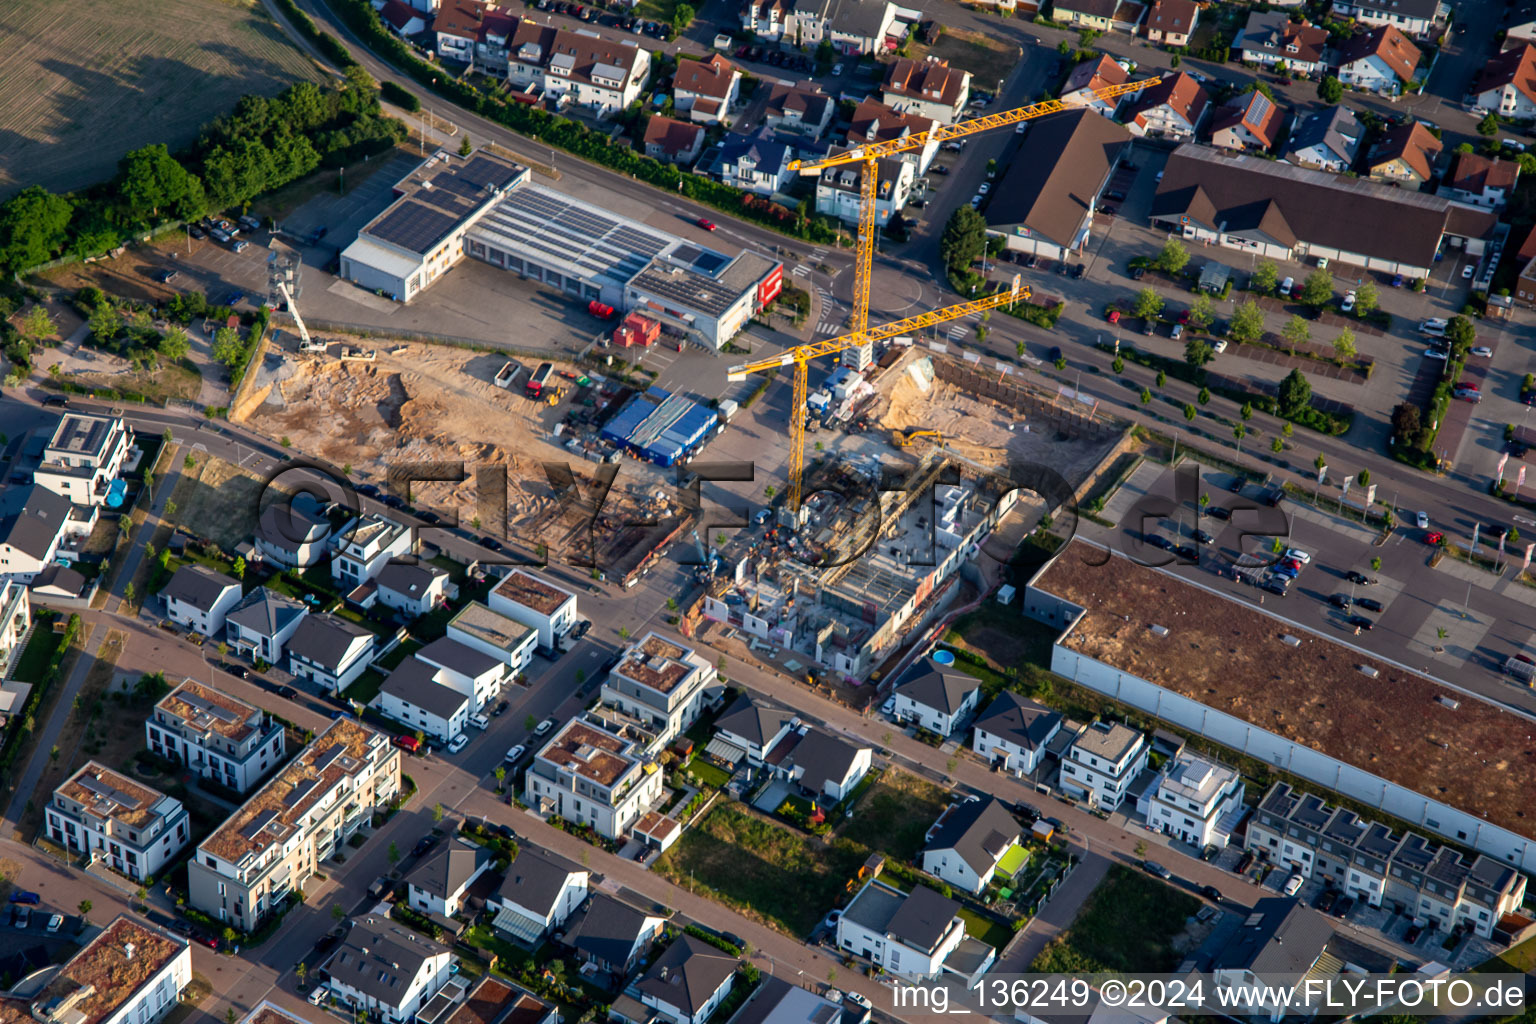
[790,264,811,279]
[947,311,982,342]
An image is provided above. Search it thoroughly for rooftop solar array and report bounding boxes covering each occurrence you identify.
[365,153,524,255]
[469,185,675,286]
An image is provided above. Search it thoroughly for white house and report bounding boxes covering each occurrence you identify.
[710,133,795,197]
[524,713,666,841]
[599,631,713,743]
[333,512,412,591]
[921,797,1023,895]
[447,601,538,677]
[506,21,651,117]
[47,762,190,881]
[225,586,308,664]
[147,680,286,794]
[1440,151,1520,209]
[970,691,1062,776]
[1330,0,1445,38]
[1334,24,1420,95]
[287,613,377,693]
[416,636,506,710]
[0,579,30,681]
[374,657,471,742]
[815,157,914,228]
[673,54,741,125]
[18,917,192,1024]
[1118,72,1210,142]
[768,727,872,803]
[488,569,578,651]
[374,560,449,618]
[0,484,91,584]
[1471,44,1536,120]
[254,492,332,569]
[1236,12,1330,76]
[1139,755,1246,849]
[1060,721,1148,811]
[406,838,493,917]
[489,845,590,943]
[32,412,130,507]
[1210,898,1336,1023]
[712,695,797,766]
[879,56,970,124]
[323,916,453,1024]
[890,661,980,737]
[1282,105,1362,172]
[560,894,665,975]
[632,936,738,1024]
[160,564,242,636]
[835,880,993,981]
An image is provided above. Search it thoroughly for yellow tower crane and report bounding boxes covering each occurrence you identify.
[731,76,1160,513]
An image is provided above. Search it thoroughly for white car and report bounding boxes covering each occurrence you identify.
[470,712,490,730]
[1341,291,1356,313]
[1424,349,1448,360]
[831,63,844,75]
[1316,257,1329,269]
[1283,873,1304,896]
[1472,345,1493,357]
[504,744,526,764]
[446,733,469,753]
[1285,548,1311,564]
[1212,339,1228,353]
[978,182,990,194]
[535,717,557,735]
[880,696,896,715]
[1279,276,1295,295]
[1015,122,1028,134]
[1463,264,1476,279]
[46,914,62,933]
[1416,511,1430,529]
[309,987,328,1006]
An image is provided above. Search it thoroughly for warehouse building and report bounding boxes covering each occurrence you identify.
[600,386,721,465]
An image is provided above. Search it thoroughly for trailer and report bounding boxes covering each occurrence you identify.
[1505,654,1536,686]
[526,362,555,398]
[494,360,526,389]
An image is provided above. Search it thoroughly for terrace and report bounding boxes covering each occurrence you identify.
[1034,540,1536,842]
[541,720,636,787]
[491,571,571,616]
[157,680,261,742]
[0,917,183,1024]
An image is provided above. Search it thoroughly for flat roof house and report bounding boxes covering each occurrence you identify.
[32,413,130,508]
[1060,721,1148,811]
[287,613,377,693]
[160,564,242,636]
[375,656,472,743]
[417,636,507,710]
[766,727,872,803]
[1139,754,1245,850]
[254,492,332,569]
[600,632,713,743]
[890,660,980,737]
[406,838,494,918]
[447,602,538,677]
[524,713,666,840]
[422,977,555,1024]
[631,935,739,1024]
[333,513,412,591]
[835,880,993,982]
[323,916,453,1024]
[148,680,286,794]
[921,796,1023,895]
[712,695,797,766]
[488,845,590,943]
[47,762,190,881]
[488,569,578,651]
[560,893,665,976]
[226,586,308,664]
[0,916,191,1024]
[970,691,1062,777]
[188,719,401,927]
[985,109,1129,261]
[0,580,29,683]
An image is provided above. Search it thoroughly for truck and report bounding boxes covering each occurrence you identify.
[1505,654,1536,686]
[526,362,555,398]
[494,360,526,389]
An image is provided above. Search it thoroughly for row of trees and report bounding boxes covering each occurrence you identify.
[0,68,403,277]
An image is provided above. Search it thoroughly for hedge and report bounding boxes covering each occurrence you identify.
[270,0,361,69]
[0,613,79,778]
[309,0,843,242]
[381,80,421,112]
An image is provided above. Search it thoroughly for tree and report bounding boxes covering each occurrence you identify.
[1187,293,1214,331]
[619,626,631,640]
[1198,387,1211,405]
[332,903,346,923]
[1133,288,1165,319]
[414,730,425,748]
[1391,402,1422,444]
[1229,298,1265,343]
[1240,402,1253,421]
[1155,238,1189,275]
[164,500,176,517]
[939,207,987,272]
[159,325,191,362]
[1271,436,1284,453]
[118,144,203,225]
[1354,279,1379,316]
[1277,369,1312,418]
[1140,387,1152,405]
[1281,314,1311,353]
[212,327,243,367]
[232,556,246,580]
[297,963,309,987]
[1358,469,1371,487]
[89,303,122,345]
[1333,326,1357,363]
[671,2,695,31]
[1318,75,1343,103]
[0,187,75,275]
[77,900,91,918]
[1233,423,1247,455]
[458,134,473,156]
[1185,337,1213,369]
[1244,79,1276,100]
[494,765,507,791]
[1251,260,1278,294]
[20,304,55,342]
[1446,315,1476,358]
[1112,356,1124,374]
[432,802,445,823]
[525,714,537,732]
[1184,403,1197,422]
[1478,111,1499,136]
[123,582,135,607]
[1300,270,1334,307]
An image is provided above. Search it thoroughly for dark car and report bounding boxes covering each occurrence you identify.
[1355,597,1384,613]
[1142,317,1156,336]
[418,510,441,524]
[1315,889,1338,913]
[1347,615,1375,631]
[381,494,406,509]
[1142,860,1172,880]
[1404,923,1424,943]
[1333,896,1355,918]
[1200,884,1222,902]
[1510,441,1531,457]
[41,394,69,408]
[1208,506,1231,521]
[1329,594,1352,609]
[1175,545,1198,562]
[413,835,439,857]
[357,483,381,499]
[1104,189,1126,201]
[1023,254,1038,268]
[1014,801,1041,822]
[1071,263,1085,279]
[1130,265,1146,280]
[479,537,504,552]
[493,699,510,717]
[1344,571,1374,585]
[277,686,299,700]
[189,225,207,239]
[1145,534,1174,551]
[1195,530,1215,545]
[929,164,949,175]
[1261,579,1290,596]
[1236,851,1256,872]
[1048,346,1063,363]
[1229,476,1245,494]
[1055,261,1067,275]
[8,891,39,905]
[224,291,245,307]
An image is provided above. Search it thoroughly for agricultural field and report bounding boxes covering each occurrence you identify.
[0,0,322,198]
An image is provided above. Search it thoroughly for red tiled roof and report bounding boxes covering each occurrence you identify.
[1338,24,1421,83]
[1474,43,1536,106]
[847,97,938,144]
[1145,0,1197,34]
[435,0,487,39]
[675,53,737,100]
[643,114,704,156]
[881,56,967,108]
[1368,121,1442,180]
[1123,71,1209,130]
[1212,90,1286,148]
[1448,151,1520,193]
[381,0,420,31]
[1064,54,1129,96]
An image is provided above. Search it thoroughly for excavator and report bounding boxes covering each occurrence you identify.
[890,428,943,448]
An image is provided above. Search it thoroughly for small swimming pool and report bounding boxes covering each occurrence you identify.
[105,479,127,508]
[932,650,955,666]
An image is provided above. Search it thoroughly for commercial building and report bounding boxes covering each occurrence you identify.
[1059,721,1148,811]
[323,916,453,1024]
[835,880,994,982]
[47,762,190,881]
[447,601,538,676]
[985,109,1129,260]
[1138,754,1245,849]
[31,413,130,508]
[1247,783,1527,938]
[188,719,401,926]
[600,386,723,466]
[0,916,191,1024]
[148,680,286,793]
[1023,538,1536,874]
[600,632,713,743]
[340,151,529,303]
[488,569,578,650]
[524,712,666,840]
[1150,144,1496,278]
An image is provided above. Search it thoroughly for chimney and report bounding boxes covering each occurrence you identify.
[124,942,135,961]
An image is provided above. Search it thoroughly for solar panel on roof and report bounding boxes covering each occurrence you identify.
[371,201,459,254]
[693,251,728,274]
[673,243,703,265]
[1247,93,1273,126]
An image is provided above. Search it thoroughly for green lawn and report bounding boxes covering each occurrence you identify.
[1031,866,1199,973]
[347,670,388,706]
[957,907,1014,951]
[684,755,732,790]
[12,613,64,683]
[836,769,951,861]
[655,804,863,936]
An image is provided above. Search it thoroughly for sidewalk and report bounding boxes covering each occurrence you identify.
[996,850,1109,972]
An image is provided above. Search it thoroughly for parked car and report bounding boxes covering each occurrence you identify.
[1285,548,1311,564]
[446,734,469,753]
[46,914,63,933]
[1130,265,1146,280]
[1341,291,1356,313]
[1346,615,1375,631]
[1279,276,1295,295]
[1472,345,1493,357]
[504,744,526,764]
[1200,884,1222,902]
[1355,597,1384,613]
[1463,264,1476,279]
[1344,571,1375,586]
[470,713,491,729]
[1424,349,1448,361]
[1329,594,1351,609]
[413,835,439,857]
[1106,310,1121,324]
[493,699,510,717]
[1283,873,1304,895]
[831,63,844,75]
[1333,895,1355,918]
[1416,510,1430,529]
[392,734,422,754]
[14,908,30,929]
[157,269,180,283]
[1142,860,1172,879]
[9,891,39,905]
[535,717,556,735]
